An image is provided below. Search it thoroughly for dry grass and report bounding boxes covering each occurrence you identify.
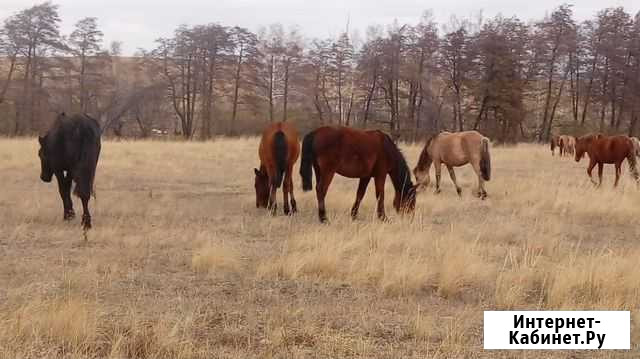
[0,137,639,358]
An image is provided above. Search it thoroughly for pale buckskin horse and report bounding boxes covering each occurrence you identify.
[413,130,491,199]
[558,135,575,156]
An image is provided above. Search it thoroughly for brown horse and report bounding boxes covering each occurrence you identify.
[551,135,559,156]
[254,122,300,215]
[300,126,417,223]
[413,131,491,199]
[575,134,639,187]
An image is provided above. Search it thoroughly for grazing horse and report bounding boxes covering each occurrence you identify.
[631,137,640,158]
[299,126,416,223]
[413,131,491,199]
[575,134,639,187]
[550,135,560,156]
[38,113,101,229]
[254,122,300,215]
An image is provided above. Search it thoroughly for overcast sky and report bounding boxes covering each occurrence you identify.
[1,0,638,54]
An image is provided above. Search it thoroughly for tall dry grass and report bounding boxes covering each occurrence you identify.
[0,137,639,358]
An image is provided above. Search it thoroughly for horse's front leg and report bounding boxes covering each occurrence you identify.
[55,172,75,220]
[374,175,388,221]
[446,165,461,197]
[351,177,371,220]
[434,161,442,194]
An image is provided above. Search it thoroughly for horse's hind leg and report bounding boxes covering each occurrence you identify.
[446,166,462,197]
[434,161,442,194]
[285,170,297,214]
[351,177,371,220]
[471,161,487,199]
[315,165,335,223]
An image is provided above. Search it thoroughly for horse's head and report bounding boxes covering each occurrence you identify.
[413,137,434,189]
[393,185,417,215]
[254,168,269,208]
[38,135,53,182]
[574,135,593,162]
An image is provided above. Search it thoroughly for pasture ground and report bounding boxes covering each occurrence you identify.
[0,138,639,359]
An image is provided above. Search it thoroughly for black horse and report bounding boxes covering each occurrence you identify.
[38,113,101,229]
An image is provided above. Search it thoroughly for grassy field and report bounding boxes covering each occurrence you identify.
[0,137,639,358]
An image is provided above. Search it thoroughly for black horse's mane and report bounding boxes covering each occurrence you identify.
[381,133,414,196]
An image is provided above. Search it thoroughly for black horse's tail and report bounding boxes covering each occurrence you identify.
[480,137,491,181]
[73,118,101,199]
[272,131,287,188]
[300,131,315,191]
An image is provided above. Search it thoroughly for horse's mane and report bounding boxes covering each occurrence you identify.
[381,133,414,195]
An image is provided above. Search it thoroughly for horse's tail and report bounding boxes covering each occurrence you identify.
[73,123,101,200]
[272,131,287,188]
[300,131,315,191]
[480,137,491,181]
[627,145,639,181]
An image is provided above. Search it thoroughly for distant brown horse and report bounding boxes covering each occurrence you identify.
[550,135,560,156]
[413,131,491,199]
[300,126,417,223]
[254,122,300,215]
[575,134,639,187]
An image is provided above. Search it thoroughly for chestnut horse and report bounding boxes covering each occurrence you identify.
[254,122,300,215]
[413,131,491,199]
[575,134,639,187]
[300,126,417,223]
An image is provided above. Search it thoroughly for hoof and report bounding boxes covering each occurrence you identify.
[63,210,76,220]
[434,188,441,195]
[456,188,462,197]
[81,215,92,230]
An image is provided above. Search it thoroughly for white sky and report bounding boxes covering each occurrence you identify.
[1,0,638,54]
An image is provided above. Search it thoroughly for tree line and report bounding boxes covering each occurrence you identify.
[1,2,639,142]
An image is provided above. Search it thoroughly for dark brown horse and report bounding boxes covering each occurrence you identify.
[575,134,639,187]
[300,126,417,223]
[38,113,101,229]
[254,122,300,215]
